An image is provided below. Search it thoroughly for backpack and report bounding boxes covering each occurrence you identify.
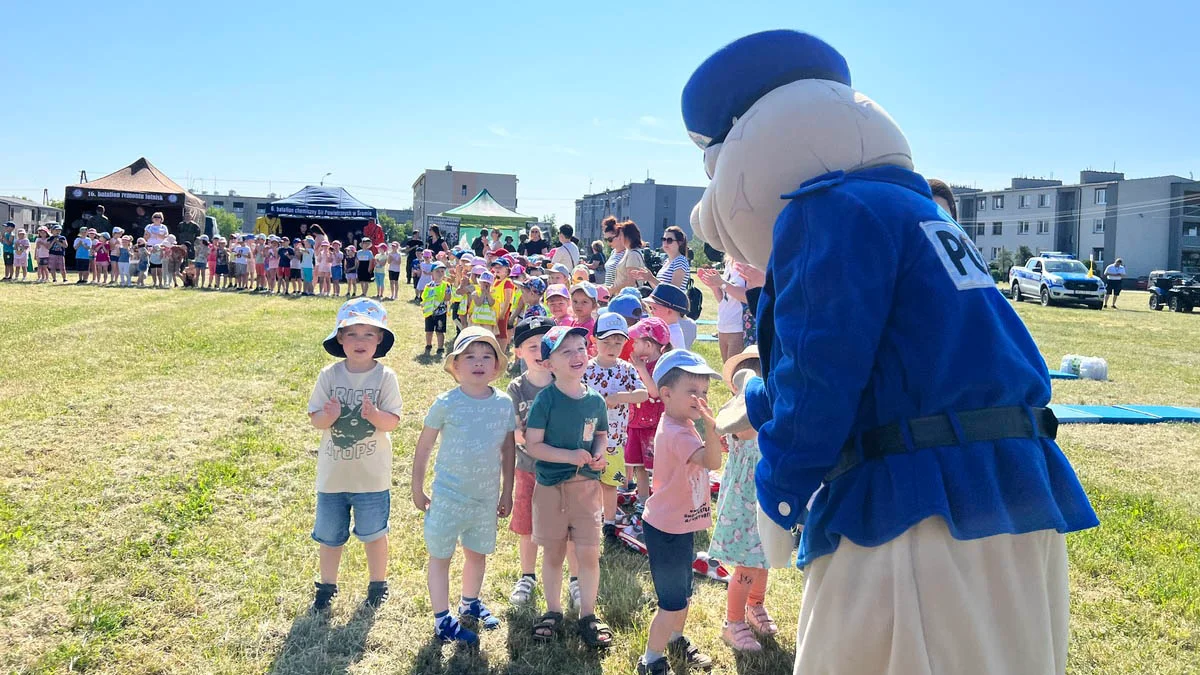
[686,282,703,320]
[642,248,663,276]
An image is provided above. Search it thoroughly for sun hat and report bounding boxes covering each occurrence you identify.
[471,265,486,275]
[571,282,598,301]
[100,232,111,239]
[651,349,720,385]
[511,264,526,276]
[607,293,645,322]
[540,325,590,361]
[430,261,446,272]
[715,369,756,435]
[493,248,510,257]
[331,239,342,246]
[479,271,495,284]
[572,266,590,283]
[422,249,433,258]
[322,298,395,358]
[594,312,629,340]
[551,263,571,277]
[545,283,570,300]
[646,283,690,315]
[444,326,508,378]
[629,317,671,346]
[522,277,547,294]
[513,315,557,348]
[722,345,760,393]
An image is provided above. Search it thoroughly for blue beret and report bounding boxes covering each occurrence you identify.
[682,30,850,148]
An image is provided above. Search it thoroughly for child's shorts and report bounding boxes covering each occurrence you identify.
[389,269,401,281]
[234,262,247,278]
[625,426,656,469]
[312,490,391,547]
[509,469,536,536]
[423,493,498,559]
[331,266,343,282]
[76,258,90,272]
[256,263,265,276]
[424,314,448,334]
[599,445,626,488]
[451,302,462,322]
[290,267,301,280]
[532,478,602,548]
[38,257,49,268]
[302,267,314,283]
[643,520,695,611]
[193,261,207,270]
[357,260,371,278]
[216,263,229,276]
[374,271,385,286]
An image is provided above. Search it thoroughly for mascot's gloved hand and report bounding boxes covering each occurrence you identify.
[758,503,799,569]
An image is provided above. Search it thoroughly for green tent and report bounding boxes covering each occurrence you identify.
[438,189,533,246]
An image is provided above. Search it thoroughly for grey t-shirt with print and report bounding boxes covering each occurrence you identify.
[507,374,550,474]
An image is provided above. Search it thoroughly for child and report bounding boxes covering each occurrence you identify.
[566,283,599,336]
[368,244,383,300]
[193,236,210,289]
[343,245,358,297]
[48,230,67,283]
[505,316,558,605]
[421,262,451,356]
[306,298,403,612]
[411,327,516,644]
[583,312,647,537]
[637,350,722,674]
[544,284,572,325]
[206,238,219,288]
[13,230,30,282]
[548,263,571,287]
[35,228,50,283]
[94,233,111,285]
[215,239,230,289]
[118,235,133,286]
[301,238,316,296]
[469,272,499,334]
[449,257,470,335]
[147,241,164,288]
[265,238,279,292]
[135,239,149,286]
[2,221,14,280]
[516,278,548,321]
[524,326,613,649]
[708,346,778,653]
[387,242,403,301]
[331,240,344,297]
[289,238,305,293]
[489,258,517,351]
[625,318,671,508]
[316,241,333,296]
[355,238,373,297]
[416,249,434,301]
[645,284,693,350]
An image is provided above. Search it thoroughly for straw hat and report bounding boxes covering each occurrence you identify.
[443,327,508,380]
[722,345,760,393]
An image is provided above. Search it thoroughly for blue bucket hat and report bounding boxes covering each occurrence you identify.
[646,283,689,315]
[322,298,395,358]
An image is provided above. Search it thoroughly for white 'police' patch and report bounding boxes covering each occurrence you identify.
[918,220,994,291]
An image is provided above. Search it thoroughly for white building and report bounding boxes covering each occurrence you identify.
[196,192,279,233]
[953,171,1200,277]
[574,179,704,247]
[1,195,64,230]
[412,165,518,239]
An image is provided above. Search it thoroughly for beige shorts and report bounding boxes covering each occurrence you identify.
[532,478,601,548]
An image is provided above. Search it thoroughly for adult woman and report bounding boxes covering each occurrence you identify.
[428,225,450,255]
[698,263,751,362]
[487,229,504,254]
[631,225,690,291]
[586,241,607,283]
[524,226,550,257]
[605,218,647,294]
[308,223,328,249]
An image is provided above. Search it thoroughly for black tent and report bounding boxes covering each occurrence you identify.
[269,186,378,244]
[64,157,206,242]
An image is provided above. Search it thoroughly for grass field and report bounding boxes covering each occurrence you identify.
[0,282,1197,674]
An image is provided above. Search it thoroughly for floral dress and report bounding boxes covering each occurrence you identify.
[708,435,768,569]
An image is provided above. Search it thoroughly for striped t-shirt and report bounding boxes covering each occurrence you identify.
[604,250,626,286]
[656,254,690,290]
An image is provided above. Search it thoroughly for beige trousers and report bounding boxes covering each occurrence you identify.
[795,516,1069,675]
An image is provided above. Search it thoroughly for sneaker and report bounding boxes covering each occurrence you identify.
[310,582,338,613]
[667,636,713,670]
[435,348,445,357]
[365,580,389,608]
[509,575,537,604]
[458,598,501,630]
[434,614,478,645]
[637,656,671,674]
[424,345,432,355]
[567,579,581,611]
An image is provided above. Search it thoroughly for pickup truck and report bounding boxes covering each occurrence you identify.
[1009,253,1105,309]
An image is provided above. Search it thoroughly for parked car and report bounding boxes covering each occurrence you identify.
[1147,270,1200,312]
[1009,253,1105,309]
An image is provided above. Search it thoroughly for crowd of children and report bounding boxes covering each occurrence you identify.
[309,242,773,673]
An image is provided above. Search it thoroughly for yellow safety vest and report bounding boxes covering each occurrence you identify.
[422,282,450,318]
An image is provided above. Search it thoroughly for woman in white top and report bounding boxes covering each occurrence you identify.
[1103,257,1126,309]
[550,223,580,269]
[632,225,690,291]
[603,218,648,295]
[698,263,750,362]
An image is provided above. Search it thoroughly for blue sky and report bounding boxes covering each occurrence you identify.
[2,0,1196,224]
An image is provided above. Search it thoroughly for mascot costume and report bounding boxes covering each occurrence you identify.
[682,31,1098,674]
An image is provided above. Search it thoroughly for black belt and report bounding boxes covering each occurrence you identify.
[825,406,1058,482]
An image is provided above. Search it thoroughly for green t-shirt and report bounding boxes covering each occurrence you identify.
[526,383,609,486]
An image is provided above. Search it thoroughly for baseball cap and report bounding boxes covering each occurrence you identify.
[651,349,720,385]
[511,264,526,276]
[471,265,486,275]
[596,286,611,303]
[607,293,645,322]
[513,315,557,348]
[322,298,395,358]
[551,263,571,277]
[545,283,570,300]
[479,271,495,284]
[540,325,590,361]
[490,257,512,268]
[594,312,628,340]
[646,283,690,315]
[430,262,446,271]
[571,282,598,301]
[444,326,509,380]
[629,317,671,345]
[522,277,547,294]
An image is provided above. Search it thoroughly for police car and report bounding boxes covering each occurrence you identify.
[1009,253,1105,309]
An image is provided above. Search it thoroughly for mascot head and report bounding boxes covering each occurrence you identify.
[682,30,913,270]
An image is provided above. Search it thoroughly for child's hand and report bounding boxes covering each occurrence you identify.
[361,394,377,419]
[574,449,593,467]
[694,395,716,427]
[321,398,341,419]
[497,493,512,519]
[588,453,608,473]
[412,487,431,512]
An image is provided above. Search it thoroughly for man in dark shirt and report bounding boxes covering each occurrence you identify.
[403,234,423,284]
[471,228,488,257]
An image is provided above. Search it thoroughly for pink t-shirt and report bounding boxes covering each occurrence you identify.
[643,415,711,534]
[563,315,596,335]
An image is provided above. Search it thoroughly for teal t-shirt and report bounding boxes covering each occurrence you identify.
[526,383,609,486]
[424,387,516,504]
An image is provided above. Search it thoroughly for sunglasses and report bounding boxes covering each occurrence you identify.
[603,236,616,243]
[661,237,678,243]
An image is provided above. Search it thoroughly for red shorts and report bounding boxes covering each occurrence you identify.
[509,469,535,536]
[256,264,265,276]
[625,426,656,470]
[497,314,510,340]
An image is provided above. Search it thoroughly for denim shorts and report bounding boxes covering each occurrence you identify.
[643,520,695,611]
[312,490,391,547]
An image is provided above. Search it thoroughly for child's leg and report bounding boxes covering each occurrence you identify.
[602,484,617,523]
[636,466,651,504]
[519,534,538,576]
[461,548,488,601]
[747,567,769,608]
[727,566,765,622]
[436,325,446,351]
[574,544,600,617]
[425,331,434,348]
[428,554,453,614]
[364,534,388,583]
[319,544,344,584]
[541,539,567,614]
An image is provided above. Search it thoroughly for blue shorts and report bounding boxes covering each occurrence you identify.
[193,261,207,270]
[331,266,343,281]
[643,521,695,611]
[374,271,385,286]
[312,490,391,547]
[302,267,314,283]
[422,492,498,559]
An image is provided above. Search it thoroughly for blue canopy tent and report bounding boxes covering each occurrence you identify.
[269,186,378,244]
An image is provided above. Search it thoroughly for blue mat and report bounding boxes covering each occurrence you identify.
[1116,405,1200,422]
[1063,405,1162,424]
[1048,369,1079,380]
[695,334,719,342]
[695,319,716,326]
[1048,405,1104,424]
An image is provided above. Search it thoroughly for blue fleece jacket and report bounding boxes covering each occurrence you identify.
[745,165,1098,567]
